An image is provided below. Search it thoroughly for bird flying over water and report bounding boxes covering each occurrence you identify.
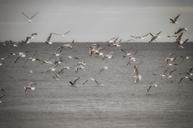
[148,31,162,43]
[22,12,38,23]
[174,28,188,35]
[69,77,80,87]
[24,82,36,95]
[170,14,180,24]
[133,65,142,83]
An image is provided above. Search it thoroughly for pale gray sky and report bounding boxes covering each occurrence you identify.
[0,0,193,42]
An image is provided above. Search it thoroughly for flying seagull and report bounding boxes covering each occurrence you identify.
[148,31,162,43]
[174,28,188,35]
[99,66,108,73]
[69,77,80,87]
[82,77,104,87]
[120,48,137,58]
[130,33,149,40]
[1,52,16,61]
[22,12,38,23]
[14,52,27,63]
[170,14,180,24]
[146,82,158,93]
[52,31,71,37]
[165,53,177,66]
[24,82,36,95]
[45,33,54,45]
[178,67,193,85]
[23,33,38,44]
[133,65,142,83]
[175,33,189,48]
[162,68,177,79]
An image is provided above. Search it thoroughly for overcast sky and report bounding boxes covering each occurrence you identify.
[0,0,193,42]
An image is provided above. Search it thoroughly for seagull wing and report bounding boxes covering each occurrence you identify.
[178,77,185,84]
[30,12,38,19]
[22,12,30,19]
[63,30,71,35]
[169,18,175,23]
[174,14,180,21]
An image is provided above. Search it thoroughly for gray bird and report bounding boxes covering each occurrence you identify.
[69,77,80,87]
[148,31,162,43]
[23,33,38,44]
[22,12,38,23]
[170,14,180,24]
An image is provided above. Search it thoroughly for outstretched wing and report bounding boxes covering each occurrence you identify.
[22,12,30,19]
[30,12,39,19]
[174,14,180,21]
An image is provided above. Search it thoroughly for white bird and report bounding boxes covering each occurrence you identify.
[133,65,142,83]
[22,12,38,23]
[178,67,193,84]
[146,82,158,93]
[24,82,36,95]
[45,33,53,45]
[14,52,27,63]
[1,52,16,61]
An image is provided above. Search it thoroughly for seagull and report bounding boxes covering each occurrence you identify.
[99,66,108,73]
[148,31,162,43]
[24,82,36,95]
[1,52,16,60]
[107,37,121,47]
[120,48,137,58]
[126,56,137,65]
[158,68,177,79]
[174,28,188,35]
[167,35,177,38]
[52,31,71,37]
[133,65,142,83]
[101,51,114,60]
[146,82,158,93]
[130,33,149,40]
[57,66,72,75]
[14,52,27,63]
[67,55,80,60]
[23,33,38,44]
[56,43,73,54]
[89,44,104,56]
[165,53,177,66]
[69,77,80,87]
[74,65,85,73]
[22,12,38,23]
[175,33,189,48]
[82,77,104,87]
[45,33,53,45]
[178,67,193,84]
[178,74,193,85]
[170,14,180,24]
